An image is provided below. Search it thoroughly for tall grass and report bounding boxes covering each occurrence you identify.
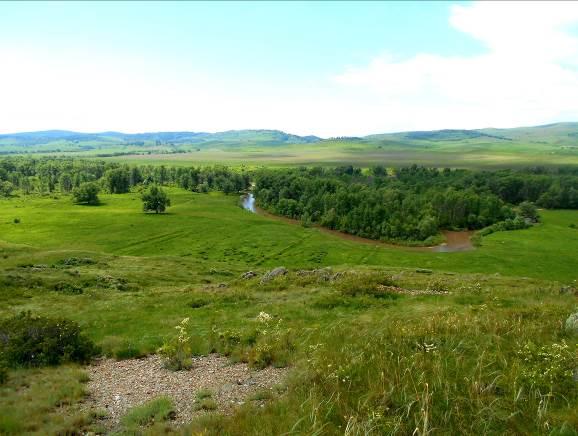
[188,284,577,435]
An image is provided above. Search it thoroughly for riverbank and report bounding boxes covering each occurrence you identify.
[241,194,474,253]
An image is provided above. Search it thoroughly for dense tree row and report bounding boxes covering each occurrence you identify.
[383,165,578,209]
[0,157,250,196]
[253,166,578,243]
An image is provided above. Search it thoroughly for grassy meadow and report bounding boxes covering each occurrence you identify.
[62,139,578,169]
[0,186,577,434]
[1,189,577,281]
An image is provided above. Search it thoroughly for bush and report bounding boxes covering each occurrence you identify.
[517,340,576,392]
[518,201,539,223]
[157,318,193,370]
[336,271,395,298]
[188,294,211,309]
[53,281,83,295]
[426,279,450,294]
[0,312,99,367]
[55,257,96,267]
[478,217,530,237]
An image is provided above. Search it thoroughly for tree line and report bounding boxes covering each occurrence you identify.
[0,157,250,197]
[253,166,578,243]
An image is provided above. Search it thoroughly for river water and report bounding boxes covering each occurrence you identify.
[241,193,474,253]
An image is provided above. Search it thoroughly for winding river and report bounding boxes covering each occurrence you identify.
[241,194,474,253]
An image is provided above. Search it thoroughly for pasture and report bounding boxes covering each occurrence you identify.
[1,188,577,435]
[1,189,577,281]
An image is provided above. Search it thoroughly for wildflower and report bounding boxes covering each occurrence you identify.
[257,311,272,323]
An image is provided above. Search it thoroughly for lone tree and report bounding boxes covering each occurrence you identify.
[142,184,171,214]
[72,182,100,205]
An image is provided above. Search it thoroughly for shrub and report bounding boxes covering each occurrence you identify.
[53,281,83,295]
[518,201,539,223]
[188,294,211,309]
[478,216,530,237]
[95,274,128,291]
[336,271,395,298]
[56,257,96,267]
[158,318,193,370]
[0,312,99,367]
[517,340,576,392]
[426,279,450,294]
[248,312,294,369]
[13,218,20,224]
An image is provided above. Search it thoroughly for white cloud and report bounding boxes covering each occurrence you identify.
[333,1,578,133]
[2,1,578,137]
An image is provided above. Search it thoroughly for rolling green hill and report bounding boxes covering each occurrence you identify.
[2,122,578,168]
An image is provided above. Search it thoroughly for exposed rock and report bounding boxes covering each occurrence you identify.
[241,271,258,279]
[296,267,340,281]
[565,312,578,335]
[376,284,450,296]
[416,268,433,274]
[560,285,577,295]
[260,267,288,283]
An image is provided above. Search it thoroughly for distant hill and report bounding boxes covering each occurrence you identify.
[1,123,577,157]
[0,129,321,148]
[365,122,578,145]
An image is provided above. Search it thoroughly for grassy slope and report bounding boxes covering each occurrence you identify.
[1,189,577,281]
[1,189,577,434]
[76,137,578,169]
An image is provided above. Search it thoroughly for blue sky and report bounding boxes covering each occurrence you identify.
[1,1,578,136]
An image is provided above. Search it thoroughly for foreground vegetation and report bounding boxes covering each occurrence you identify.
[0,248,576,434]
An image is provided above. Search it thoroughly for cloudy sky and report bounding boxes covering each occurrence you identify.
[1,1,578,136]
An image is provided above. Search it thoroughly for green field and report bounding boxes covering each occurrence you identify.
[1,189,577,281]
[1,187,577,434]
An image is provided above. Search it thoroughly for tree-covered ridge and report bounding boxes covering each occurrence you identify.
[0,157,250,195]
[253,165,578,243]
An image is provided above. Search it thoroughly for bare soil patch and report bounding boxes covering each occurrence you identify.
[83,354,288,429]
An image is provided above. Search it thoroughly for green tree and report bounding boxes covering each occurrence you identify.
[72,182,100,205]
[142,184,171,214]
[518,201,539,222]
[0,180,14,197]
[59,173,73,193]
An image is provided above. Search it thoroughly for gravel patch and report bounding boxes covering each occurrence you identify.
[83,354,289,429]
